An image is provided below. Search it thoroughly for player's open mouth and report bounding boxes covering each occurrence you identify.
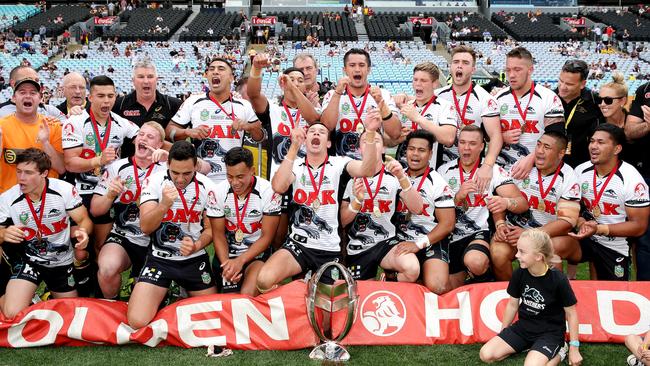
[138,143,148,153]
[311,138,320,146]
[353,75,362,81]
[101,106,110,113]
[23,101,33,107]
[212,77,221,86]
[455,71,463,78]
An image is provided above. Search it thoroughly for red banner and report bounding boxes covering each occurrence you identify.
[0,280,647,348]
[94,16,118,26]
[251,16,277,25]
[409,17,435,25]
[562,17,586,26]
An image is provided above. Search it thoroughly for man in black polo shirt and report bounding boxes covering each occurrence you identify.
[625,81,650,281]
[56,72,88,116]
[113,58,182,157]
[556,60,604,168]
[293,53,330,107]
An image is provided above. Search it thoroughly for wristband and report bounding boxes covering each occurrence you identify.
[169,128,177,141]
[596,224,610,236]
[569,340,580,348]
[347,204,359,213]
[335,90,343,95]
[401,182,412,193]
[353,197,363,206]
[415,235,430,250]
[495,220,506,228]
[381,111,393,121]
[93,156,102,168]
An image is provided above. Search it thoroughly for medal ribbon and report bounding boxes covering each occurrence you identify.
[592,162,619,211]
[511,82,535,130]
[452,82,473,127]
[282,101,301,129]
[89,108,112,154]
[132,158,156,201]
[234,176,255,232]
[363,165,385,206]
[305,156,328,203]
[459,159,480,206]
[538,162,563,201]
[347,85,370,129]
[25,179,48,240]
[412,95,437,130]
[208,93,236,123]
[176,177,200,225]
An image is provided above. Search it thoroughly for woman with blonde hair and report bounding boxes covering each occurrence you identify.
[479,229,583,365]
[598,72,628,129]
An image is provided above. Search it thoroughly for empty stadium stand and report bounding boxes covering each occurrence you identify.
[0,5,39,31]
[366,14,413,41]
[272,12,357,42]
[105,8,191,42]
[587,10,650,41]
[492,12,582,41]
[435,12,508,41]
[179,11,244,41]
[12,5,91,37]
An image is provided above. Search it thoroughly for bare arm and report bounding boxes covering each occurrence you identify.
[42,141,65,175]
[625,114,650,140]
[271,135,298,194]
[238,215,279,264]
[247,55,270,115]
[501,296,519,329]
[210,217,229,264]
[319,91,341,131]
[482,115,503,166]
[68,205,94,235]
[63,147,100,173]
[540,199,578,237]
[426,207,455,244]
[606,206,650,237]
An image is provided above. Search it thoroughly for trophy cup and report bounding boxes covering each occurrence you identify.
[306,261,358,361]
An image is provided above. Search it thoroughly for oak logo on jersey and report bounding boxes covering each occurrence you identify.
[162,209,201,223]
[581,198,620,216]
[196,124,242,139]
[500,119,539,133]
[22,217,68,239]
[293,189,336,207]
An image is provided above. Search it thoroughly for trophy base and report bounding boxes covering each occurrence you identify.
[309,341,351,361]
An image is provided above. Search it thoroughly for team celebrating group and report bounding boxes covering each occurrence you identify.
[0,43,649,365]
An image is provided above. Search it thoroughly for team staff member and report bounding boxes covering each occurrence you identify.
[256,112,381,293]
[293,53,330,106]
[567,124,649,280]
[0,149,92,319]
[113,59,182,157]
[56,72,89,116]
[436,45,503,194]
[556,60,604,168]
[91,122,168,299]
[128,141,217,329]
[209,148,281,296]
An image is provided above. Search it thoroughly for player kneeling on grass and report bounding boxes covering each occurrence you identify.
[626,329,650,366]
[394,130,455,294]
[209,147,281,296]
[479,229,582,366]
[128,141,217,329]
[341,130,423,282]
[0,149,92,319]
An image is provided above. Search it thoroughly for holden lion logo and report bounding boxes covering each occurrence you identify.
[360,290,406,336]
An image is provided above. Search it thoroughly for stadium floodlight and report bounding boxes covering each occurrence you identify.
[305,261,358,361]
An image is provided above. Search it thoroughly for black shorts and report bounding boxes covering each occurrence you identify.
[11,260,76,293]
[416,238,450,265]
[498,321,565,361]
[281,240,341,283]
[104,233,148,277]
[578,237,629,281]
[137,253,215,291]
[346,238,400,280]
[81,194,113,225]
[449,230,490,274]
[213,249,271,293]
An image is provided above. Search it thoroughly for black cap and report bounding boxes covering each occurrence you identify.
[13,77,41,93]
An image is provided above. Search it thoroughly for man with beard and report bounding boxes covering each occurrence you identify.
[321,48,401,159]
[256,112,381,293]
[165,58,263,184]
[63,75,140,295]
[56,72,89,116]
[560,125,649,281]
[393,130,455,294]
[113,59,182,157]
[495,47,565,180]
[0,65,66,120]
[128,141,217,329]
[0,149,92,318]
[438,126,528,288]
[436,45,503,195]
[340,129,424,283]
[91,122,168,299]
[490,131,581,280]
[392,62,457,169]
[247,54,320,248]
[209,148,281,296]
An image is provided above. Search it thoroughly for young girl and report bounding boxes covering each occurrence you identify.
[480,229,583,365]
[626,329,650,365]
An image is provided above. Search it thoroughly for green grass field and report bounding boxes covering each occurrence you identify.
[1,262,634,365]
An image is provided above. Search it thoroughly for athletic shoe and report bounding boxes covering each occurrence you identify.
[627,354,644,366]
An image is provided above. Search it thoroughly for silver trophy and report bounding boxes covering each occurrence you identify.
[306,261,358,361]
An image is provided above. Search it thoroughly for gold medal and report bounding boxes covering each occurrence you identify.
[592,205,601,218]
[538,200,546,212]
[373,206,381,217]
[312,198,321,210]
[356,123,365,134]
[235,229,244,243]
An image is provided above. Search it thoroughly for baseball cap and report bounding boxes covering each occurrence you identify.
[13,77,42,93]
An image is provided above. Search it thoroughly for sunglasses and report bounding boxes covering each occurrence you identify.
[597,96,625,105]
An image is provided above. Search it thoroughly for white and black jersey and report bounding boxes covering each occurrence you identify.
[62,109,140,195]
[322,87,397,160]
[437,159,513,242]
[207,176,281,257]
[510,163,580,228]
[267,98,310,179]
[494,84,564,169]
[171,93,258,183]
[574,161,650,255]
[343,167,401,255]
[396,169,455,241]
[94,158,167,247]
[287,156,351,252]
[140,170,218,261]
[0,178,82,267]
[0,100,66,121]
[394,96,458,169]
[435,82,500,165]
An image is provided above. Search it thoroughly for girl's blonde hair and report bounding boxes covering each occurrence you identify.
[520,229,560,264]
[599,71,628,98]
